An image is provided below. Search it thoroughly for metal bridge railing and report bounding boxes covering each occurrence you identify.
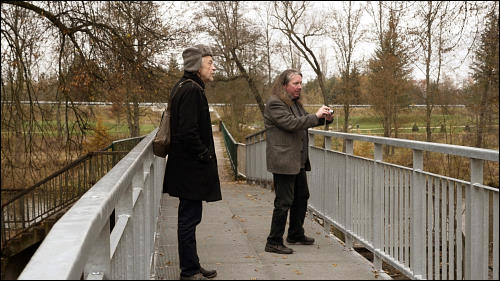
[18,129,166,280]
[219,121,246,180]
[1,136,145,252]
[245,128,499,280]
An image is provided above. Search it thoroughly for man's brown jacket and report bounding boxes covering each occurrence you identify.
[264,93,328,175]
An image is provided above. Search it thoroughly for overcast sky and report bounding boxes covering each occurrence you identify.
[159,1,486,86]
[1,1,485,86]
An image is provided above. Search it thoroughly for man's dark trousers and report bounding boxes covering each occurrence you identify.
[178,198,202,277]
[267,168,310,245]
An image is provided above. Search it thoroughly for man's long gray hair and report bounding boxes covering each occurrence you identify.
[270,69,303,98]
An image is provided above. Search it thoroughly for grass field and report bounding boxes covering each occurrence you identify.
[1,104,498,189]
[214,105,498,187]
[215,105,498,146]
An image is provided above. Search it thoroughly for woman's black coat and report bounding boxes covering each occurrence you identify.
[162,71,222,202]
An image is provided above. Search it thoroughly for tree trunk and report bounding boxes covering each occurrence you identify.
[425,3,433,143]
[231,49,266,116]
[343,104,350,133]
[476,80,490,148]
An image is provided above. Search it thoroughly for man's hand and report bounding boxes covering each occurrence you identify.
[315,105,333,119]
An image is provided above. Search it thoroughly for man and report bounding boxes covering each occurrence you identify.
[163,44,221,280]
[263,69,333,255]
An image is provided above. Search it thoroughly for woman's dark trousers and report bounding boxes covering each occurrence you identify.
[178,198,202,277]
[267,168,310,245]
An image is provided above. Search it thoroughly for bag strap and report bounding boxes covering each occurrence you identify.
[167,79,204,112]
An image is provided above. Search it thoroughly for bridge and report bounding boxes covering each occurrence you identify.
[3,121,498,280]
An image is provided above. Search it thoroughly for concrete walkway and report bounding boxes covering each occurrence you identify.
[152,127,390,280]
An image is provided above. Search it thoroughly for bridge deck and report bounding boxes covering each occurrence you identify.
[152,129,390,280]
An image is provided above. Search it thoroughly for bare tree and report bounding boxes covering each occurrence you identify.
[409,1,472,142]
[200,1,267,116]
[273,1,329,105]
[255,1,276,86]
[1,3,91,188]
[275,37,303,72]
[329,1,364,132]
[1,1,189,188]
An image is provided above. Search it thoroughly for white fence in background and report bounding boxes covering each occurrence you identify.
[1,100,466,108]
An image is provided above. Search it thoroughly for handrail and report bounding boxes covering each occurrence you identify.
[2,136,146,208]
[1,153,92,208]
[1,136,145,252]
[18,129,165,279]
[245,128,499,280]
[220,121,240,180]
[245,128,266,140]
[309,129,499,162]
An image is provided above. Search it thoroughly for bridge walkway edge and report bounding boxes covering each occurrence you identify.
[152,126,391,280]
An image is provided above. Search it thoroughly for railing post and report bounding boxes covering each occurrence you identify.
[411,149,425,278]
[84,220,111,279]
[143,157,153,278]
[132,171,145,279]
[251,136,256,184]
[20,196,26,229]
[324,136,331,219]
[465,158,487,279]
[308,132,315,149]
[372,143,383,271]
[116,181,134,278]
[344,139,353,250]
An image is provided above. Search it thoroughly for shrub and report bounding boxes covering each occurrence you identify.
[412,123,419,132]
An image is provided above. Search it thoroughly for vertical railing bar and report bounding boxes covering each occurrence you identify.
[357,159,361,235]
[404,170,409,267]
[427,175,433,279]
[83,159,87,197]
[364,160,369,240]
[363,160,367,240]
[467,158,486,279]
[58,170,63,210]
[77,162,81,196]
[65,167,69,205]
[493,191,499,280]
[372,143,383,271]
[334,152,339,223]
[398,168,403,263]
[482,186,489,280]
[456,182,463,280]
[357,160,361,236]
[442,179,447,280]
[391,167,396,260]
[12,197,17,230]
[31,191,35,224]
[448,180,455,280]
[353,159,358,234]
[389,166,393,258]
[435,177,440,280]
[37,187,41,223]
[101,153,104,179]
[385,165,389,254]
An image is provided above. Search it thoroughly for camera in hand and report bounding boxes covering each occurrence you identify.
[328,109,334,115]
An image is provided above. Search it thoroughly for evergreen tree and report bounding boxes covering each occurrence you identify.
[470,4,499,148]
[367,9,411,139]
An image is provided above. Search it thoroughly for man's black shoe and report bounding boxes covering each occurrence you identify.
[286,235,315,245]
[200,267,217,279]
[265,243,294,254]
